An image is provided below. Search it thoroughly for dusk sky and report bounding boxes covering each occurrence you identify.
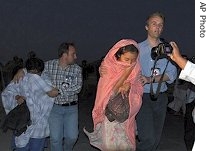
[0,0,195,65]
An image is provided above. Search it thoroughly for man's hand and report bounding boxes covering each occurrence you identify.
[139,75,151,85]
[47,88,60,97]
[98,63,107,78]
[12,69,25,83]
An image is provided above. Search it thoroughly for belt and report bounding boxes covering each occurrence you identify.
[55,101,78,106]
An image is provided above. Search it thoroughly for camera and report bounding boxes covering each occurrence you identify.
[151,42,173,60]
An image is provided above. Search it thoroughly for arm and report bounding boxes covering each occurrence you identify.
[98,60,107,78]
[32,74,59,97]
[179,61,195,84]
[100,61,134,95]
[1,82,20,114]
[109,65,134,100]
[118,82,131,97]
[12,68,26,83]
[112,66,133,94]
[41,61,81,96]
[139,70,175,85]
[169,41,195,84]
[46,87,60,97]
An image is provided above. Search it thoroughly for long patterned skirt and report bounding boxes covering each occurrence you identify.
[84,117,134,151]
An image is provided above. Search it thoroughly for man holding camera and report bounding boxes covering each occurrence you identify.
[136,12,177,151]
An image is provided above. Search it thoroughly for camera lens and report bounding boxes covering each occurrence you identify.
[151,42,173,60]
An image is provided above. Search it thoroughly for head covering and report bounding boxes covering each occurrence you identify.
[92,39,143,147]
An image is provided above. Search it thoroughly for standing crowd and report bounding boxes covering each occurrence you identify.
[1,11,194,151]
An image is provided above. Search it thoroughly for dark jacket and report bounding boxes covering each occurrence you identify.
[0,101,31,136]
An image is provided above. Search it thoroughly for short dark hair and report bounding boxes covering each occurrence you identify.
[115,44,139,60]
[146,11,165,26]
[58,42,75,58]
[25,57,44,73]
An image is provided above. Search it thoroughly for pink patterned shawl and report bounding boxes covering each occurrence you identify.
[92,39,143,147]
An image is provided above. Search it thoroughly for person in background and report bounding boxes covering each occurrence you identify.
[84,39,143,151]
[184,81,195,151]
[96,56,105,82]
[13,42,83,151]
[136,12,177,151]
[1,57,59,151]
[80,60,89,97]
[3,56,23,86]
[0,62,5,90]
[167,58,189,116]
[169,42,195,151]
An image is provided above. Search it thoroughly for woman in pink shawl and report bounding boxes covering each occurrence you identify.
[84,39,143,151]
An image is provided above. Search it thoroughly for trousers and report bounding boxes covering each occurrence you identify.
[136,93,168,151]
[48,104,79,151]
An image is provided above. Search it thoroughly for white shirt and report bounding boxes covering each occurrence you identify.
[1,73,54,147]
[179,61,195,84]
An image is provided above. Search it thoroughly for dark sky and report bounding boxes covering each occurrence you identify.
[0,0,195,65]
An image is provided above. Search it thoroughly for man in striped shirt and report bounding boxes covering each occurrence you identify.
[12,42,83,151]
[42,42,83,151]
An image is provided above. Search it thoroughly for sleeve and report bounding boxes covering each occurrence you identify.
[41,62,52,86]
[32,74,52,92]
[179,61,195,84]
[1,82,19,114]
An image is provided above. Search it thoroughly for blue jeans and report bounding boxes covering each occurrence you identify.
[15,138,46,151]
[48,104,79,151]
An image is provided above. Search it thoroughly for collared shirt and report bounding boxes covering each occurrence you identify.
[1,73,54,147]
[179,61,195,85]
[138,39,177,93]
[42,59,83,104]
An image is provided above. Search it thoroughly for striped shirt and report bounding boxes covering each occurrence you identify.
[42,59,83,104]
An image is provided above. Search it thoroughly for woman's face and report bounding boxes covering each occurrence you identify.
[118,51,138,65]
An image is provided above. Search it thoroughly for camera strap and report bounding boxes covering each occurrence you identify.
[150,58,169,101]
